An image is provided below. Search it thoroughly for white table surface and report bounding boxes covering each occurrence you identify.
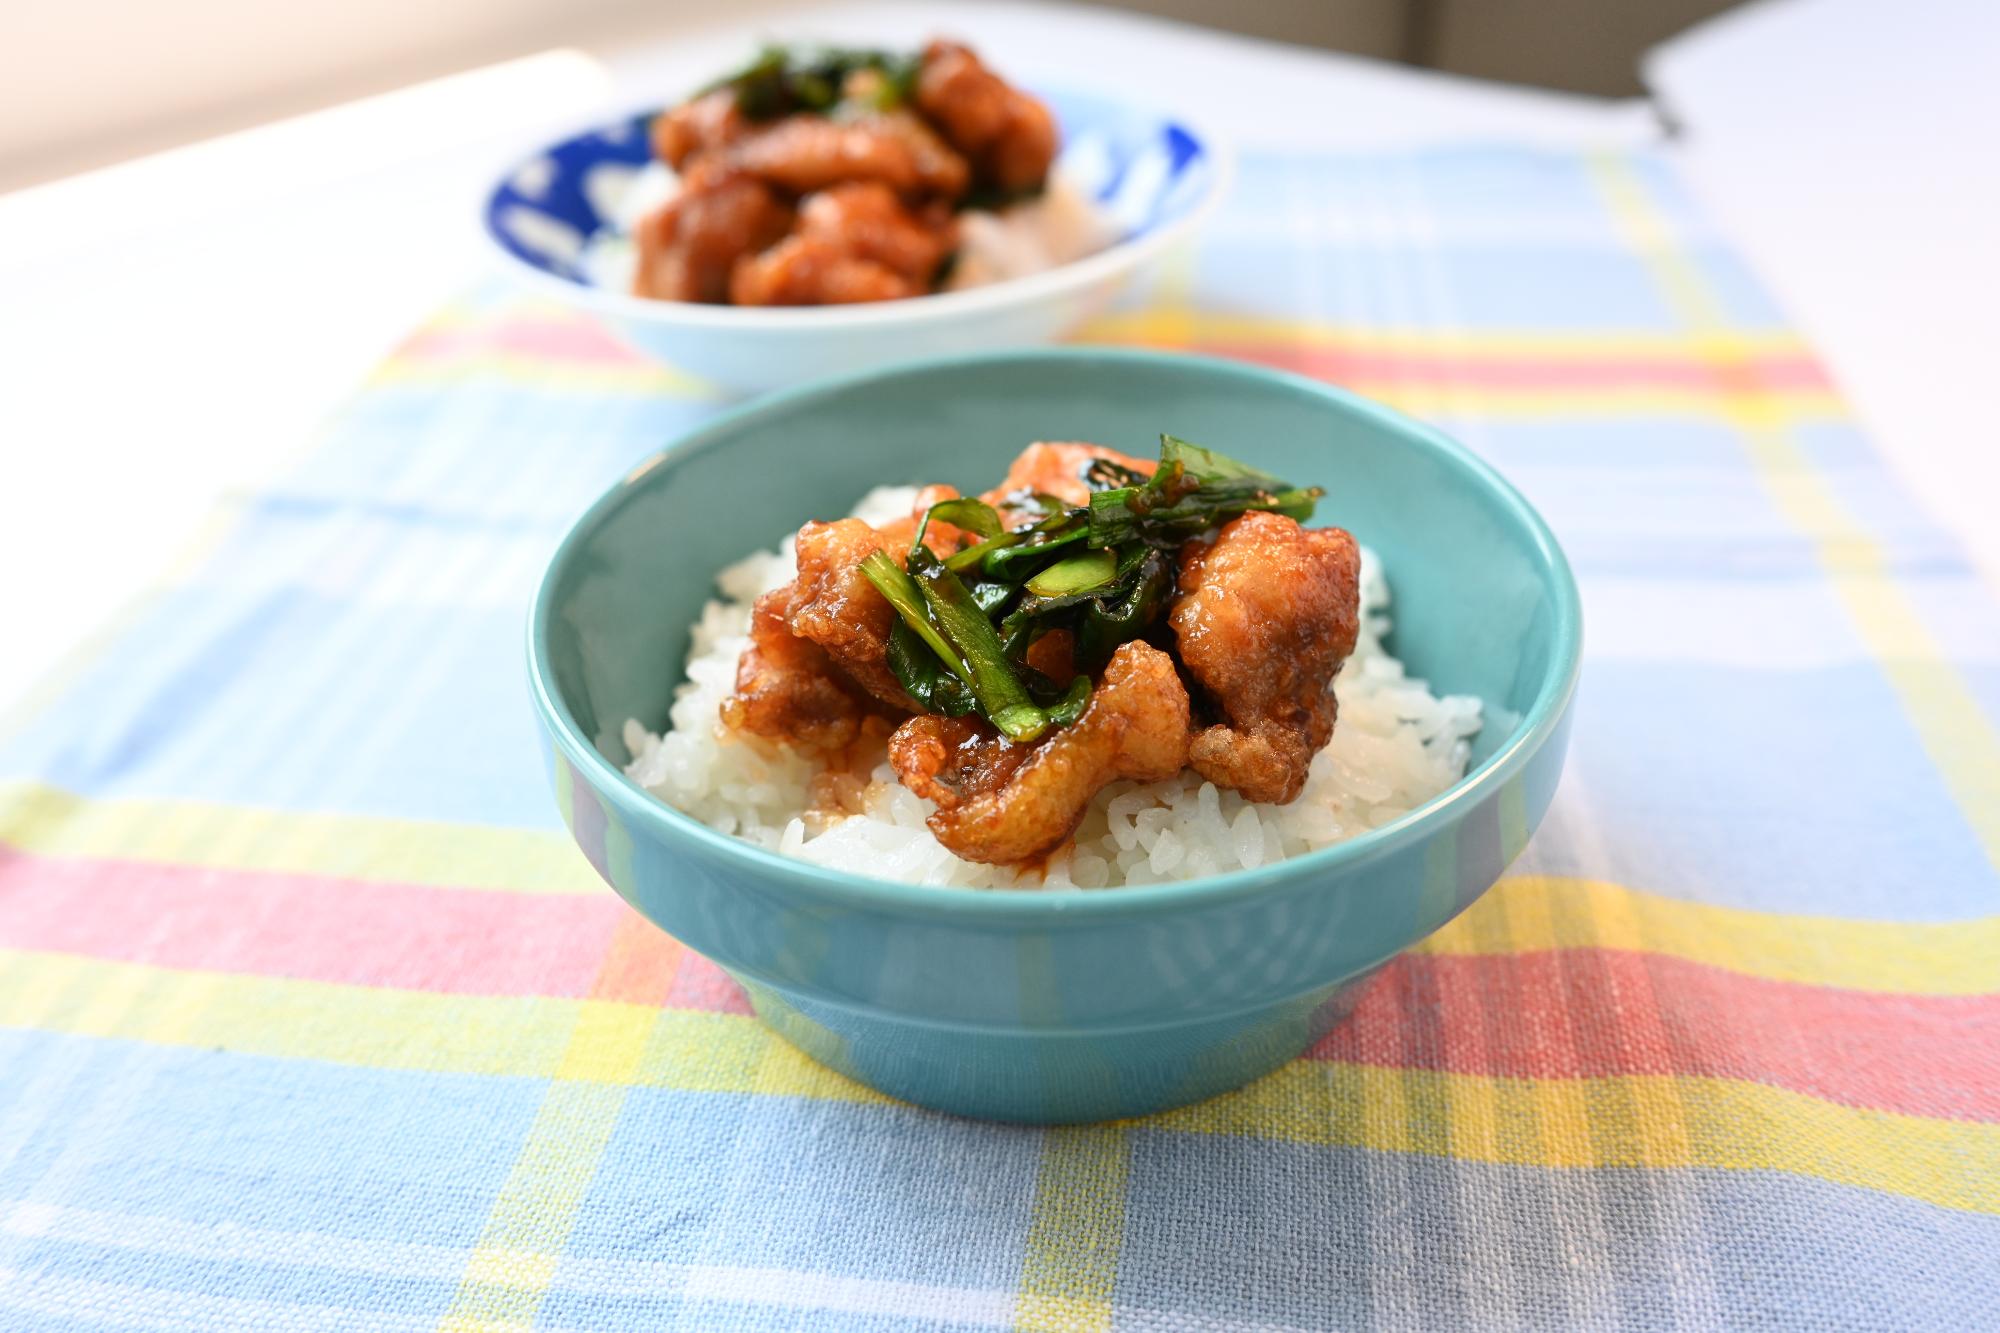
[1648,0,2000,604]
[8,0,1974,714]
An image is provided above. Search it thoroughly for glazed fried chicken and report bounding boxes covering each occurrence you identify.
[723,491,978,747]
[725,111,970,200]
[801,184,958,282]
[786,519,915,711]
[731,183,957,306]
[631,169,793,303]
[888,641,1191,864]
[638,114,968,306]
[1169,511,1361,803]
[633,40,1055,307]
[721,584,867,750]
[652,90,749,170]
[915,41,1058,194]
[731,236,921,305]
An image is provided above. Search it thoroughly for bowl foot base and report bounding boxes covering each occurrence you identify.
[734,967,1387,1124]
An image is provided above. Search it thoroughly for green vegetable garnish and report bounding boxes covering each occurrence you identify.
[877,433,1315,740]
[1024,548,1116,597]
[1074,548,1173,672]
[981,524,1087,580]
[908,548,1050,742]
[924,497,1005,539]
[705,44,922,121]
[943,529,1026,573]
[859,551,968,685]
[911,497,1004,562]
[1156,434,1289,485]
[968,579,1016,617]
[1042,675,1093,728]
[886,621,978,716]
[1086,437,1322,549]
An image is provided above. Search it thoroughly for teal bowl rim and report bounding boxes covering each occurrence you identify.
[528,346,1583,925]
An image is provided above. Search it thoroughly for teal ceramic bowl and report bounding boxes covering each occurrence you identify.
[529,348,1581,1123]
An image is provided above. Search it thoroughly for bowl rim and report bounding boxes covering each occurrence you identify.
[528,346,1583,923]
[481,85,1235,332]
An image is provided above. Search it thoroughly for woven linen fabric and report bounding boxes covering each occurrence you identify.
[1,146,1995,1331]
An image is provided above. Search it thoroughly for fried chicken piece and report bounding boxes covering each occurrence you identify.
[798,182,958,283]
[1169,511,1361,804]
[786,518,914,710]
[979,441,1156,511]
[887,641,1191,864]
[869,109,975,199]
[985,97,1057,197]
[915,41,1058,194]
[726,115,914,193]
[725,514,933,746]
[725,111,969,199]
[631,169,793,303]
[913,44,1009,163]
[730,235,921,305]
[734,182,959,306]
[652,89,748,170]
[720,585,866,750]
[888,714,1032,808]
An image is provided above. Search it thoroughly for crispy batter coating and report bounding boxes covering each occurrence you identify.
[631,170,793,303]
[888,641,1191,864]
[730,235,919,305]
[915,41,1058,193]
[979,441,1156,511]
[732,183,957,305]
[723,499,973,750]
[887,714,1031,808]
[798,182,958,282]
[913,44,1009,159]
[725,111,968,199]
[1169,511,1361,804]
[786,518,914,710]
[720,585,866,750]
[652,89,748,170]
[870,110,975,199]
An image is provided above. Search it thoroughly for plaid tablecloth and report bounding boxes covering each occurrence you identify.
[1,146,1995,1330]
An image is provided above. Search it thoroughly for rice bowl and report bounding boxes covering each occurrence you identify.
[526,347,1580,1122]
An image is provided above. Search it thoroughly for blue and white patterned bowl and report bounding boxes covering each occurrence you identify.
[483,87,1229,391]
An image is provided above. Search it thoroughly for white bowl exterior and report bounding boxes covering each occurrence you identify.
[599,254,1148,391]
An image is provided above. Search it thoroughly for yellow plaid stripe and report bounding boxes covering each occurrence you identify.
[1,949,1992,1215]
[1592,155,2000,877]
[1014,1127,1130,1332]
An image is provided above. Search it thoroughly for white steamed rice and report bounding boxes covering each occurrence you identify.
[624,487,1483,889]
